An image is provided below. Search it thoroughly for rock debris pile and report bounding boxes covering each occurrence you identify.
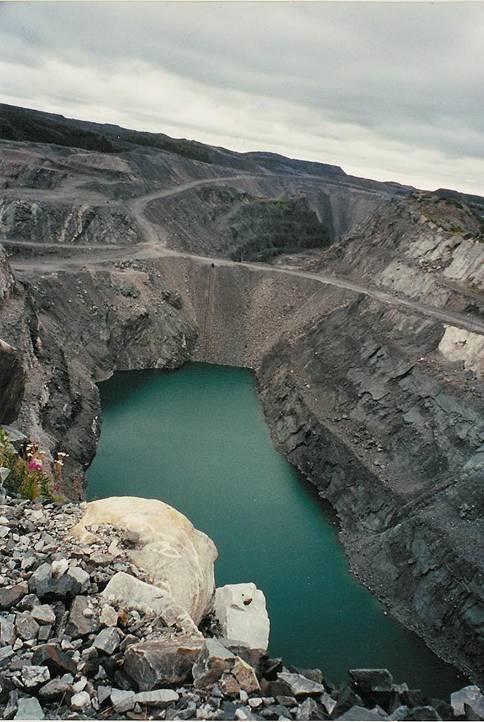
[0,495,482,721]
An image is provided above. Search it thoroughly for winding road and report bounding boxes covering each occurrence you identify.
[4,175,484,337]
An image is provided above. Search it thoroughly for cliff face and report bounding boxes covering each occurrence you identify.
[309,194,484,314]
[257,296,484,684]
[0,248,24,423]
[0,257,197,484]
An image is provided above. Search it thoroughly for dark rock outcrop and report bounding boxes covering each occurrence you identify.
[257,296,484,685]
[0,262,197,484]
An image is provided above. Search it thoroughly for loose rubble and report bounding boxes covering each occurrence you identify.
[0,494,482,720]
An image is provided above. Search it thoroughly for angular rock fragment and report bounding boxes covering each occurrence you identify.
[38,678,73,700]
[214,583,270,651]
[100,604,118,627]
[31,605,56,625]
[14,696,45,720]
[32,643,77,676]
[223,657,260,696]
[70,690,91,710]
[349,669,393,693]
[296,697,327,720]
[110,688,136,713]
[337,704,388,720]
[15,612,40,641]
[29,562,89,599]
[451,685,484,717]
[277,672,325,697]
[135,689,180,706]
[93,627,122,655]
[124,636,203,690]
[0,614,15,645]
[66,596,100,636]
[0,584,26,610]
[102,571,201,636]
[192,638,235,689]
[21,665,50,688]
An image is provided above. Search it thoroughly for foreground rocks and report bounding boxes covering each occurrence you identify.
[0,493,481,720]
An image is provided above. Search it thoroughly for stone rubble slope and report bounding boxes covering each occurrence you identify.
[0,493,482,721]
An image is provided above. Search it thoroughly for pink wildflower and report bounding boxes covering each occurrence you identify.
[28,458,43,472]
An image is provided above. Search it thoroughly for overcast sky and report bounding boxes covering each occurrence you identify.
[1,2,483,195]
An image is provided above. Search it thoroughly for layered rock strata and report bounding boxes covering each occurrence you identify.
[257,295,484,685]
[0,251,196,484]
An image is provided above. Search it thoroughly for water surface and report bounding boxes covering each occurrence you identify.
[88,363,464,698]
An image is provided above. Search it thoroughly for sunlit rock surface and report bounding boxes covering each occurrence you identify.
[214,582,270,651]
[70,496,218,626]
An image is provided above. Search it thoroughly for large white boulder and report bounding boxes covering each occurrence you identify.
[70,496,218,627]
[214,582,270,651]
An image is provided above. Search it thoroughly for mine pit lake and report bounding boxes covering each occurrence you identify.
[88,362,464,698]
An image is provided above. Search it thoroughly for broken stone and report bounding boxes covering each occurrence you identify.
[349,669,393,693]
[37,625,52,642]
[124,636,203,691]
[192,638,235,689]
[15,612,40,641]
[21,665,51,688]
[0,645,14,665]
[402,707,441,721]
[96,685,112,705]
[0,614,15,645]
[296,698,326,720]
[29,563,89,599]
[14,697,45,720]
[38,678,73,700]
[135,689,180,706]
[277,672,324,698]
[102,571,201,636]
[67,596,100,636]
[51,559,69,578]
[0,584,26,610]
[235,708,261,721]
[31,604,56,625]
[337,704,387,720]
[70,690,91,711]
[214,583,270,651]
[451,685,484,717]
[32,643,77,676]
[228,657,260,695]
[111,688,136,713]
[93,626,122,655]
[100,604,118,627]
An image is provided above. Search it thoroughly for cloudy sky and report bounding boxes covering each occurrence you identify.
[1,2,483,195]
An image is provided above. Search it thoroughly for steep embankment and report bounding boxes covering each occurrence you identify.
[309,193,484,314]
[0,251,197,486]
[257,296,484,684]
[0,248,25,424]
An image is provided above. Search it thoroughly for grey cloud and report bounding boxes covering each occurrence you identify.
[0,2,483,194]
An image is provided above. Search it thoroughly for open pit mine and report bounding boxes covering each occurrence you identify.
[0,103,483,722]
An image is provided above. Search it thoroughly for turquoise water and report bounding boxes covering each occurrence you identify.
[87,362,464,698]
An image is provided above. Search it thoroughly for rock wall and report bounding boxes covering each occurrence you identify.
[309,193,484,313]
[153,254,351,368]
[0,261,197,485]
[0,198,141,246]
[257,296,484,684]
[0,248,24,423]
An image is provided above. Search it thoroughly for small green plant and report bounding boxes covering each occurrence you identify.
[0,430,68,501]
